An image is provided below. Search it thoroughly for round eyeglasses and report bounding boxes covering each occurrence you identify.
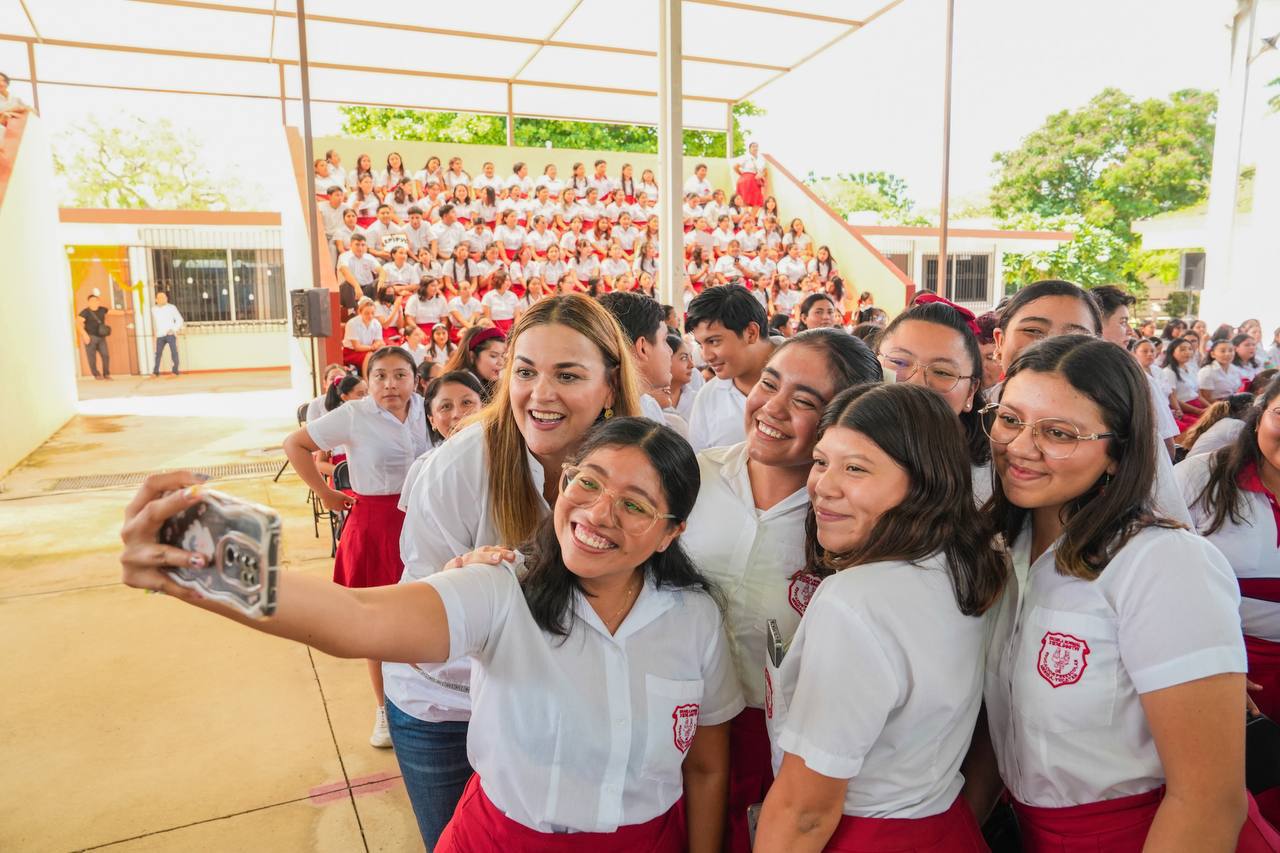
[560,465,676,536]
[877,353,975,393]
[979,403,1115,460]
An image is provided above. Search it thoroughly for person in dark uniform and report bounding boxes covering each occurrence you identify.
[78,292,111,380]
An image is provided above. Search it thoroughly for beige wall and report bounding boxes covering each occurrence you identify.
[0,118,78,475]
[315,137,732,197]
[765,156,915,316]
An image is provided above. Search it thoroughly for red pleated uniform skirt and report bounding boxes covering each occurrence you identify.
[725,707,774,853]
[435,774,685,853]
[820,796,986,852]
[332,492,405,588]
[340,347,370,372]
[492,318,514,336]
[737,173,764,207]
[1012,787,1280,852]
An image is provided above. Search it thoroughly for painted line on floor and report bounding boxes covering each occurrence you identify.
[308,771,402,804]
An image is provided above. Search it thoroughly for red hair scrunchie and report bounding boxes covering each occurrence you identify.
[912,292,982,339]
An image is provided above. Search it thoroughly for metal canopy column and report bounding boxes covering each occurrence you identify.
[936,0,954,299]
[296,0,321,292]
[657,0,683,308]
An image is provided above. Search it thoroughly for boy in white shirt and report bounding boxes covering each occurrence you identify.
[736,219,763,257]
[403,207,435,265]
[587,159,613,198]
[430,204,467,261]
[365,205,407,262]
[683,163,713,204]
[713,240,750,284]
[710,215,737,255]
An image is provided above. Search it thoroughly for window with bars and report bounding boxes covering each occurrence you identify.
[150,248,286,323]
[922,254,991,304]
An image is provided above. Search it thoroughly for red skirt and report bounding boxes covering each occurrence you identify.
[356,215,376,228]
[737,173,765,207]
[492,318,514,336]
[435,774,685,853]
[332,493,405,588]
[341,347,371,371]
[725,707,774,853]
[1012,787,1280,852]
[823,796,986,852]
[1245,633,1280,723]
[504,247,519,261]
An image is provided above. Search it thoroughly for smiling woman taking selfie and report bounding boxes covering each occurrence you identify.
[965,336,1277,851]
[120,418,738,853]
[755,382,1006,852]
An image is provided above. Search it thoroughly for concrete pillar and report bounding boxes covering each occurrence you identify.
[506,83,515,147]
[657,0,683,308]
[725,102,734,158]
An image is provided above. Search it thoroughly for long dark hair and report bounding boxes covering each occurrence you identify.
[987,335,1180,579]
[443,326,505,400]
[1190,376,1280,535]
[996,279,1102,335]
[1233,333,1261,369]
[795,292,838,332]
[325,372,362,411]
[423,370,485,443]
[776,327,881,388]
[1160,334,1196,381]
[805,383,1006,616]
[880,300,990,465]
[520,418,713,636]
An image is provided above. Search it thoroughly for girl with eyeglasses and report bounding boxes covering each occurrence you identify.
[964,336,1278,851]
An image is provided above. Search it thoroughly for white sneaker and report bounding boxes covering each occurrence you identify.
[370,705,392,749]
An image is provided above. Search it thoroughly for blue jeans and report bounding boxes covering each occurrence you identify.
[153,334,179,375]
[386,701,471,850]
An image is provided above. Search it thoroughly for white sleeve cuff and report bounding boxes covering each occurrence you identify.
[1130,644,1247,694]
[776,729,862,781]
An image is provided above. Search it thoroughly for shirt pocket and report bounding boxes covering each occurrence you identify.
[639,674,705,782]
[1012,606,1119,734]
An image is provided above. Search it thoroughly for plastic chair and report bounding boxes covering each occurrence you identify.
[329,460,352,557]
[274,402,309,483]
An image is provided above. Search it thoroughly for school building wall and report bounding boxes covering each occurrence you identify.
[0,116,78,476]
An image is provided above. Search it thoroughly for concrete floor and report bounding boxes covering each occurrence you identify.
[1,372,421,852]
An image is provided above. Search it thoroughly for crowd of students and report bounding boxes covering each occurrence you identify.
[120,272,1280,853]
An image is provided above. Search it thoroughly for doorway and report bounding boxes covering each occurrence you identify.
[67,245,140,376]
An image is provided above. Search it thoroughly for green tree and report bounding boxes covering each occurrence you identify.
[339,101,764,156]
[991,87,1216,288]
[52,115,248,210]
[802,170,929,225]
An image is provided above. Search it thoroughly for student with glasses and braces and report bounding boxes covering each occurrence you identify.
[962,336,1279,851]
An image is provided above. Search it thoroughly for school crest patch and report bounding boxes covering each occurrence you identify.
[1037,631,1090,688]
[672,703,699,753]
[787,570,820,616]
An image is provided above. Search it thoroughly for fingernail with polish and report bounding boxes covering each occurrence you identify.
[188,554,207,568]
[183,485,203,499]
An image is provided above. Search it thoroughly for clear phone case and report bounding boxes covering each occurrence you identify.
[158,488,281,619]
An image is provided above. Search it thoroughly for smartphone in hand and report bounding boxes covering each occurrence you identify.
[158,488,281,619]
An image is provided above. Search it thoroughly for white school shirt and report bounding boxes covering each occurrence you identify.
[782,232,813,253]
[682,202,704,222]
[427,558,744,832]
[403,222,433,255]
[713,255,746,282]
[777,256,807,284]
[447,296,483,324]
[444,170,472,189]
[688,377,748,452]
[386,423,548,721]
[611,225,641,251]
[710,227,737,252]
[431,221,467,257]
[476,259,504,280]
[385,195,414,221]
[683,176,712,199]
[603,202,628,223]
[525,228,558,253]
[639,180,660,201]
[587,175,615,198]
[680,443,811,707]
[768,552,990,818]
[580,201,606,222]
[601,258,632,280]
[481,289,519,321]
[307,395,428,495]
[735,229,763,254]
[1199,362,1246,399]
[343,315,382,348]
[1187,418,1245,459]
[152,303,184,336]
[493,224,527,251]
[472,174,503,193]
[397,445,437,513]
[736,152,766,175]
[326,164,347,190]
[463,227,493,255]
[1145,373,1179,442]
[1162,365,1199,403]
[749,257,776,281]
[1177,453,1280,642]
[535,176,564,197]
[337,251,381,290]
[575,256,601,282]
[638,393,668,426]
[1238,360,1264,382]
[382,260,419,287]
[559,230,584,253]
[404,294,446,326]
[774,289,802,314]
[508,260,540,284]
[983,524,1245,808]
[541,259,570,286]
[473,202,498,225]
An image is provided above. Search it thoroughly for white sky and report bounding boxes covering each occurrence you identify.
[12,0,1280,211]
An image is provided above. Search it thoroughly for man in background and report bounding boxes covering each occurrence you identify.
[151,290,184,377]
[78,291,111,380]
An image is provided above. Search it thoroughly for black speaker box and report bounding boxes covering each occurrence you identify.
[290,288,332,337]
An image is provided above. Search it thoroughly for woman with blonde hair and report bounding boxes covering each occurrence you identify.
[385,294,643,846]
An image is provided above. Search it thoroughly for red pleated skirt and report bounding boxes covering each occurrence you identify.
[822,796,987,852]
[1012,787,1280,852]
[1246,633,1280,721]
[435,774,685,853]
[737,173,764,207]
[340,347,370,372]
[492,318,514,336]
[332,492,405,588]
[725,707,773,853]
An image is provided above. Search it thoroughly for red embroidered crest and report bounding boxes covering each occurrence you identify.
[764,668,774,720]
[1037,631,1091,688]
[787,571,820,616]
[672,703,699,753]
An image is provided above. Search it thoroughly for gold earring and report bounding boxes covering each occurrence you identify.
[604,406,614,419]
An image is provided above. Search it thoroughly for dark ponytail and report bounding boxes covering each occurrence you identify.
[325,373,362,411]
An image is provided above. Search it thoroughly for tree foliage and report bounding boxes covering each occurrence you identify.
[52,116,247,210]
[991,87,1217,289]
[1269,76,1280,113]
[802,170,929,225]
[338,101,764,157]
